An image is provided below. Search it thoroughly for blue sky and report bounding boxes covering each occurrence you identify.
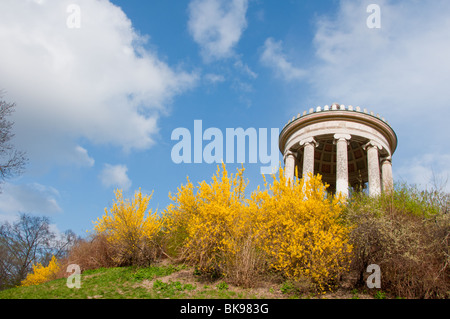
[1,0,450,236]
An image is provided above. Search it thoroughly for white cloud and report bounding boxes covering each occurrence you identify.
[204,73,226,84]
[258,1,450,131]
[261,0,450,188]
[0,0,197,167]
[188,0,249,61]
[308,0,450,124]
[61,145,94,168]
[73,146,95,167]
[396,153,450,192]
[260,38,306,82]
[0,183,62,215]
[99,164,132,191]
[306,0,450,188]
[234,60,258,79]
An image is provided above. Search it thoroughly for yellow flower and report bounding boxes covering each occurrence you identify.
[163,163,352,291]
[93,188,162,265]
[21,256,60,287]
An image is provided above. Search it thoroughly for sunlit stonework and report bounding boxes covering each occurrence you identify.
[279,103,397,197]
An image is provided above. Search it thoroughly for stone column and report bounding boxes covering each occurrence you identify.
[364,141,382,196]
[283,150,296,183]
[381,157,394,192]
[299,137,318,181]
[334,134,351,198]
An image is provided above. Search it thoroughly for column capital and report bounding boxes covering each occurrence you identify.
[333,133,351,141]
[283,149,296,161]
[299,137,318,148]
[380,156,392,164]
[333,133,351,145]
[363,140,382,151]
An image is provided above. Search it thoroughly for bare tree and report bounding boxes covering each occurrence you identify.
[0,93,27,190]
[0,213,77,290]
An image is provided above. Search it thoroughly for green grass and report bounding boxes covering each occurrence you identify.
[0,264,262,299]
[152,280,196,299]
[0,263,378,299]
[0,265,182,299]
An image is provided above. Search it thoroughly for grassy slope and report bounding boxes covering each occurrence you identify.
[0,263,374,300]
[0,264,272,299]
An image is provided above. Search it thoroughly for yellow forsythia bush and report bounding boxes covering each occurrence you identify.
[163,163,249,277]
[93,188,162,266]
[93,164,352,291]
[164,164,353,291]
[251,169,353,291]
[21,255,60,287]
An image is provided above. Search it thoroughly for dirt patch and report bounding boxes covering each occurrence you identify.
[135,265,374,299]
[137,267,285,298]
[138,268,197,290]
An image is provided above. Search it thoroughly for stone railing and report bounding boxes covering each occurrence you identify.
[282,103,389,130]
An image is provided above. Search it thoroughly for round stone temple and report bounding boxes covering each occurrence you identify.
[279,103,397,197]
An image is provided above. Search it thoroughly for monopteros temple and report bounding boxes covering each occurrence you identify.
[279,103,397,197]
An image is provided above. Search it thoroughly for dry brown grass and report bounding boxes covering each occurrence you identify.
[222,236,268,288]
[56,235,114,278]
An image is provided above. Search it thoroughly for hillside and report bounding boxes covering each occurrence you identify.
[0,260,375,300]
[2,167,448,300]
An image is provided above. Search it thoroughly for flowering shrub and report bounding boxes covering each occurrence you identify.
[164,164,353,291]
[78,164,448,297]
[251,169,353,291]
[20,256,60,287]
[163,164,250,278]
[93,188,162,266]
